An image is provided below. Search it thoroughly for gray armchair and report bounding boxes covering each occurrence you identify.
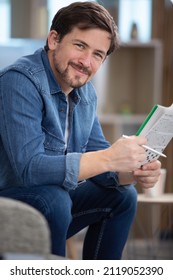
[0,197,52,259]
[0,197,77,259]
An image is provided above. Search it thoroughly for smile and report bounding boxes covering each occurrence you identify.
[70,63,90,76]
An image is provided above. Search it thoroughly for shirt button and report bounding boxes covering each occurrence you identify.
[59,108,65,112]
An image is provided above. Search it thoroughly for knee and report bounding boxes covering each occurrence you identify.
[31,186,72,228]
[121,185,138,214]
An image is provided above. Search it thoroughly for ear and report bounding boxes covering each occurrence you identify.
[47,30,59,50]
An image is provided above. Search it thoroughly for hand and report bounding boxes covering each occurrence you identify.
[133,160,161,189]
[105,135,147,172]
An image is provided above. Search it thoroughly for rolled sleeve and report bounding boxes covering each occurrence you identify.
[63,152,82,191]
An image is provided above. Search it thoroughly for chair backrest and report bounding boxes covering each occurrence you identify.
[0,198,51,256]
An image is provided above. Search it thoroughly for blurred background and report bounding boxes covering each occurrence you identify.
[0,0,173,259]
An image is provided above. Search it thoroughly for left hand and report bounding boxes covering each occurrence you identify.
[133,160,161,189]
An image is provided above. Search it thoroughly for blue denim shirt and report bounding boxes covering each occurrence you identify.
[0,48,119,191]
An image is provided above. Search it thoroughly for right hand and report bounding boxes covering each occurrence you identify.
[104,135,147,172]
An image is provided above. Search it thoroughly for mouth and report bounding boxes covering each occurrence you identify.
[69,62,91,76]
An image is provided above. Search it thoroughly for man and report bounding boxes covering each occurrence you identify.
[0,2,160,259]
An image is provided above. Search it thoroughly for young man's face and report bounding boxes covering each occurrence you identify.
[48,27,111,94]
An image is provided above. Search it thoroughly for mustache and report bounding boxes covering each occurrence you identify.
[69,62,91,76]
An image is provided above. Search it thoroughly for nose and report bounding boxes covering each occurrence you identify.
[79,50,92,68]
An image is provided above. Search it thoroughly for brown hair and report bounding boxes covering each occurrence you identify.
[45,1,120,56]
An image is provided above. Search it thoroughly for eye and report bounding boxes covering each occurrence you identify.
[75,43,85,50]
[94,52,104,62]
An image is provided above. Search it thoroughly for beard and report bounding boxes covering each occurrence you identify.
[53,51,92,89]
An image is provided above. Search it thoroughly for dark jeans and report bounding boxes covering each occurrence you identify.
[0,180,137,259]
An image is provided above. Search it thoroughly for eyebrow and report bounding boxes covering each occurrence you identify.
[72,39,107,57]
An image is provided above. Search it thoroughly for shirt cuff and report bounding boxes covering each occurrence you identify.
[63,152,82,191]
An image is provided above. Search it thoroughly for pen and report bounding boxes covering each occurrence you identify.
[122,135,167,158]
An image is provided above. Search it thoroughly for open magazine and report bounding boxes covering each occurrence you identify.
[136,104,173,165]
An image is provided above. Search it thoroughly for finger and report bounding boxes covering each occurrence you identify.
[136,176,159,188]
[141,160,161,171]
[123,135,147,146]
[133,168,160,178]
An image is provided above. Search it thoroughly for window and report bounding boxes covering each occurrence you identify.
[118,0,152,42]
[0,0,10,41]
[47,0,93,29]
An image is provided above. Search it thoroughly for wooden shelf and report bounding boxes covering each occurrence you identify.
[98,113,146,143]
[94,40,163,143]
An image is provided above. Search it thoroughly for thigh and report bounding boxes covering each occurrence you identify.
[0,185,72,220]
[68,180,137,237]
[70,180,137,213]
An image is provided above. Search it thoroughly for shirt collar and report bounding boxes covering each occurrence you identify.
[41,49,81,104]
[41,49,62,95]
